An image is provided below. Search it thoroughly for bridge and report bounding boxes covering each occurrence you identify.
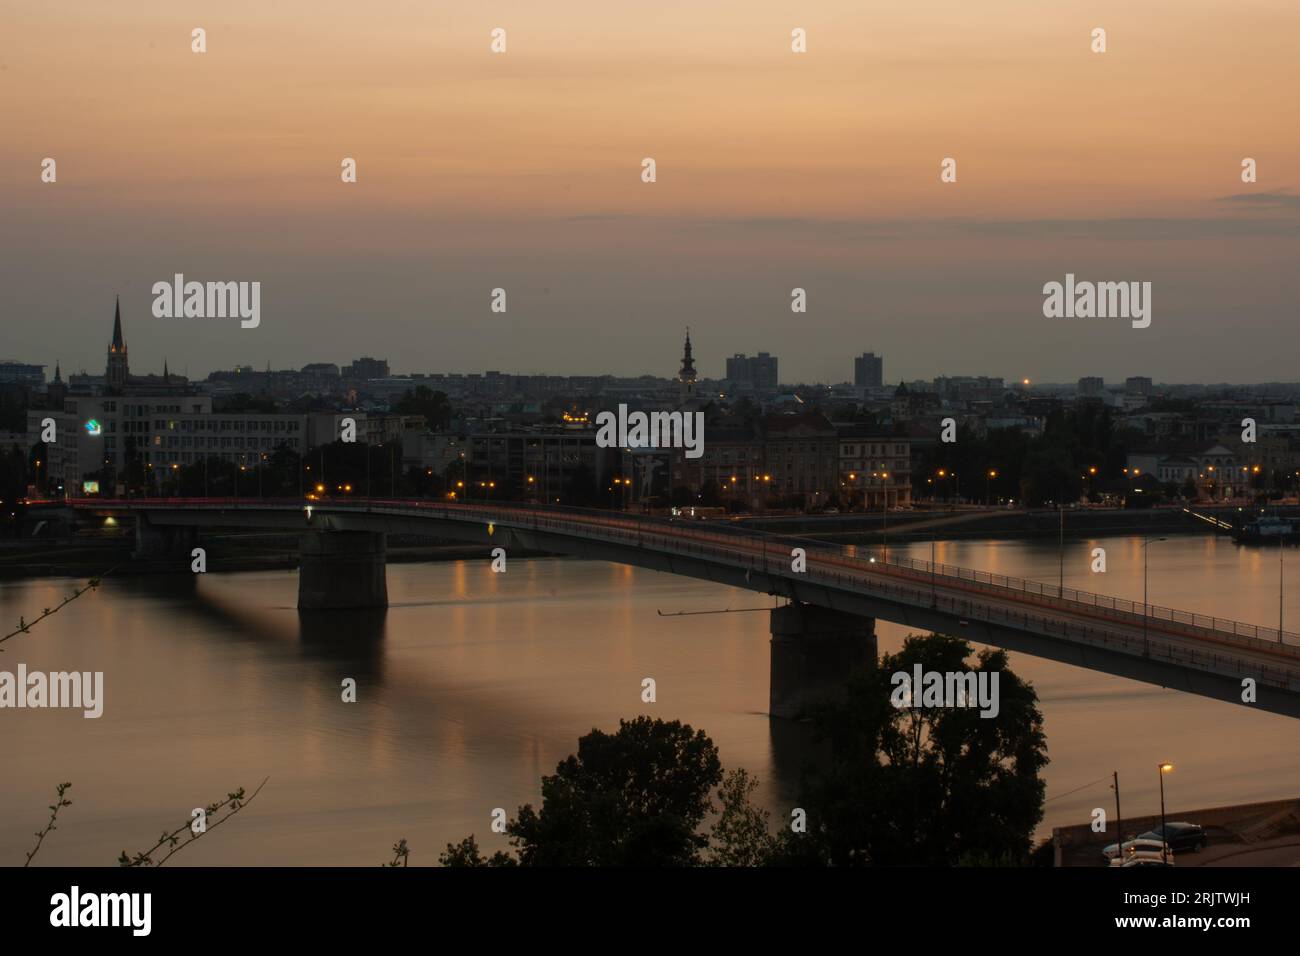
[69,496,1300,720]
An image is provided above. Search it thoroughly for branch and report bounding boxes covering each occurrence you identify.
[386,838,410,867]
[118,777,268,867]
[1,569,116,650]
[24,782,72,867]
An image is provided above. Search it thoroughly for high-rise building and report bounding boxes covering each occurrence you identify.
[854,352,883,388]
[725,352,778,391]
[348,357,390,380]
[1077,376,1104,398]
[1124,376,1153,396]
[0,362,45,387]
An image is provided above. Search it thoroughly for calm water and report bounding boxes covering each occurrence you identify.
[2,533,1297,865]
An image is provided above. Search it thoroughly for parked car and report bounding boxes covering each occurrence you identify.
[1112,852,1175,868]
[1140,822,1207,853]
[1101,837,1168,862]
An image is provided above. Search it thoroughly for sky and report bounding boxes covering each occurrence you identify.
[2,0,1298,384]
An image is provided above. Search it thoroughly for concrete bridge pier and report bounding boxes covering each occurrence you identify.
[770,603,877,719]
[298,530,389,610]
[134,515,198,560]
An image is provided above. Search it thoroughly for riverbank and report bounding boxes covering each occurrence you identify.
[2,503,1291,580]
[741,504,1300,543]
[0,532,552,580]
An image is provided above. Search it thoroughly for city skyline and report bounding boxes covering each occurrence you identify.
[10,296,1300,390]
[4,2,1299,384]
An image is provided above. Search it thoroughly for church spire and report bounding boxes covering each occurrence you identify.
[106,296,130,392]
[677,328,697,405]
[111,295,125,352]
[678,328,697,382]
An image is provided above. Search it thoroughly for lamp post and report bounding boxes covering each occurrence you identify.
[930,531,938,608]
[1157,763,1173,864]
[879,470,889,562]
[1142,536,1168,657]
[1112,771,1123,856]
[986,468,997,506]
[1058,496,1065,595]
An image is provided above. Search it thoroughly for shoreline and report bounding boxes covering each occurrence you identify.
[2,504,1291,580]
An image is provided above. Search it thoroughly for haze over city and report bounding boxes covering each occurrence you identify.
[4,0,1299,383]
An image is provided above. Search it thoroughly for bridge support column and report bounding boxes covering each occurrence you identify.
[133,516,197,560]
[298,530,389,610]
[770,603,876,719]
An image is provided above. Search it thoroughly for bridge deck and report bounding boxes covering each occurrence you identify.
[77,497,1300,700]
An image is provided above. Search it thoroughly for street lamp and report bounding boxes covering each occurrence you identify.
[1142,536,1168,657]
[986,469,997,506]
[875,471,890,562]
[1158,763,1174,863]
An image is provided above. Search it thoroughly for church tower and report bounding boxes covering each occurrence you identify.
[677,328,698,405]
[48,360,67,409]
[106,296,129,393]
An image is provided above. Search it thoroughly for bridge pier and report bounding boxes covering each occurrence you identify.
[133,516,197,560]
[770,603,876,719]
[298,530,389,610]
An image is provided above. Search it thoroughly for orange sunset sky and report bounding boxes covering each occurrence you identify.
[3,1,1298,383]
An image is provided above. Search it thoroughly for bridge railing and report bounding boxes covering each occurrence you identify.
[522,507,1299,688]
[85,496,1300,654]
[451,501,1300,659]
[865,550,1300,650]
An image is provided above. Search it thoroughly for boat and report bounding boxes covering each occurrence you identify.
[1233,514,1300,544]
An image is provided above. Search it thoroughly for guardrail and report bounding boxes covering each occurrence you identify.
[76,497,1300,663]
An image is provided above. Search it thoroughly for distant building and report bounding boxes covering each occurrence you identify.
[725,352,779,391]
[1125,376,1153,396]
[106,297,130,393]
[1078,377,1105,398]
[29,304,307,494]
[0,361,45,387]
[837,425,911,508]
[934,376,1005,404]
[854,352,884,389]
[677,330,698,405]
[348,357,390,381]
[457,428,613,503]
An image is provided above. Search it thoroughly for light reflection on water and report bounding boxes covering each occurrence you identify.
[1,533,1296,865]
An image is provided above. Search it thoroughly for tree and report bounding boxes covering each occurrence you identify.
[793,633,1047,866]
[392,386,452,431]
[491,717,723,866]
[438,835,517,867]
[707,769,778,866]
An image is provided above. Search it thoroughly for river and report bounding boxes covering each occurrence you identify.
[2,533,1296,865]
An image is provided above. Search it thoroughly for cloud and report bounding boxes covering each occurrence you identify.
[1216,189,1300,210]
[604,212,1300,242]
